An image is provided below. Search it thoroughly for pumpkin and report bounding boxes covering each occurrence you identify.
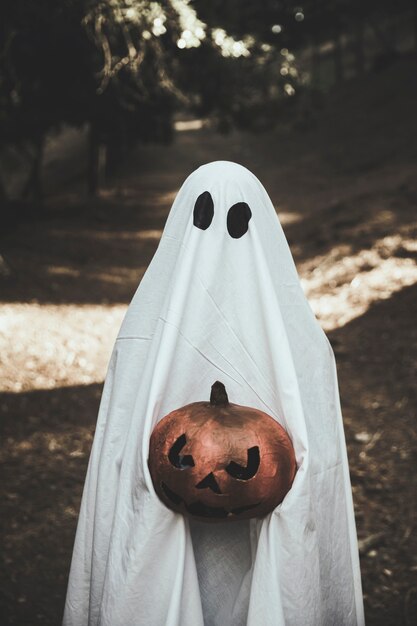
[148,381,297,522]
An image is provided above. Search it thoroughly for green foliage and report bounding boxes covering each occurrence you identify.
[0,0,307,157]
[6,1,379,200]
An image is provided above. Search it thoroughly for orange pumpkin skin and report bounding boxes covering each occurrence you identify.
[148,382,297,522]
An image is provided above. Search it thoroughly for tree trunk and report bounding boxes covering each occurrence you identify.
[88,122,107,195]
[310,1,320,89]
[21,136,44,203]
[354,18,365,75]
[0,170,8,204]
[310,41,319,88]
[368,15,394,55]
[333,22,344,84]
[414,0,417,54]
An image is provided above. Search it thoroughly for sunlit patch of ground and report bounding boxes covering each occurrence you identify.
[174,118,204,131]
[1,233,416,394]
[0,304,126,392]
[275,209,303,225]
[300,234,417,331]
[45,265,146,288]
[48,228,163,241]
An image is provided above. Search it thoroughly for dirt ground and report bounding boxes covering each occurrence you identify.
[1,55,417,625]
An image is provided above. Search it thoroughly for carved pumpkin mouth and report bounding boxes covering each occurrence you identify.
[161,481,260,519]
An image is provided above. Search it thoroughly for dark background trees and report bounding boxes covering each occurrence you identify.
[1,0,415,203]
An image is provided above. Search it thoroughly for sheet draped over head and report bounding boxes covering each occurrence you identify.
[63,161,364,626]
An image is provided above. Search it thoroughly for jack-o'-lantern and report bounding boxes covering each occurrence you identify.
[148,381,297,522]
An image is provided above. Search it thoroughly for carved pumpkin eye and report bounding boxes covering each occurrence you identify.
[227,202,252,238]
[193,191,214,230]
[168,434,195,469]
[225,446,260,480]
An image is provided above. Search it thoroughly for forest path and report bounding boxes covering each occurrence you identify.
[1,55,417,626]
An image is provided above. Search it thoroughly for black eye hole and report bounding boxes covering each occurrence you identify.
[225,446,260,480]
[227,202,252,239]
[193,191,214,230]
[168,434,195,469]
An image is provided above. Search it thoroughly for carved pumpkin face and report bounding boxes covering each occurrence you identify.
[148,382,296,522]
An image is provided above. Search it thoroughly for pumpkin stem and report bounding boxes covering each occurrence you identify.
[210,381,229,406]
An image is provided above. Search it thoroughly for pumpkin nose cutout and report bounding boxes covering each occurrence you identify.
[195,472,222,494]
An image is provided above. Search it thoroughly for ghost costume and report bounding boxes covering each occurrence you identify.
[63,161,364,626]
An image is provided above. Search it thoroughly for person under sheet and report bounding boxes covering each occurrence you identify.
[63,161,365,626]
